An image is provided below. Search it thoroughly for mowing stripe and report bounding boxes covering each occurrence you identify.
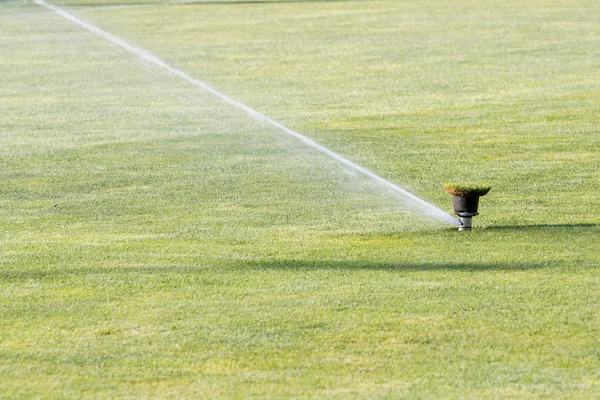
[33,0,459,226]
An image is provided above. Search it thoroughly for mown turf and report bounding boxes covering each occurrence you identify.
[1,0,599,398]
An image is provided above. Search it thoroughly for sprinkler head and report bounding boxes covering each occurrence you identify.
[444,183,491,231]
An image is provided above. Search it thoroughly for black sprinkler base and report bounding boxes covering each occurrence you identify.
[453,195,480,217]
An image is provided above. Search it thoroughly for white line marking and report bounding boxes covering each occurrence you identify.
[33,0,459,226]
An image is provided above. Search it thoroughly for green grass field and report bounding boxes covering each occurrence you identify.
[1,0,599,397]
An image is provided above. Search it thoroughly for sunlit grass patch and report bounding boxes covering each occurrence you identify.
[1,0,600,398]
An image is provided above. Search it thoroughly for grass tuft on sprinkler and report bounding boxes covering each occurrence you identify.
[444,183,492,231]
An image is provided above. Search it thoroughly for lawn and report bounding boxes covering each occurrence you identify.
[1,0,599,398]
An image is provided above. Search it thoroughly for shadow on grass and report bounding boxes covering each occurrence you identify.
[4,224,595,282]
[482,223,598,231]
[1,259,560,282]
[345,222,598,240]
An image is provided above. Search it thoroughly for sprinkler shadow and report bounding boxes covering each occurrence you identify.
[482,223,598,231]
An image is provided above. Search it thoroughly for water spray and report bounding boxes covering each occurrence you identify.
[444,183,491,231]
[33,0,461,227]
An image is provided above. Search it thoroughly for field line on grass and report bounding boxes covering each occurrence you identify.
[33,0,459,226]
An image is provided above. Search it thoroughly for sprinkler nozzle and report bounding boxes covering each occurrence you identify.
[458,216,473,231]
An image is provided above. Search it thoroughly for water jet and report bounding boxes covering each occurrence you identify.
[33,0,461,228]
[444,183,491,231]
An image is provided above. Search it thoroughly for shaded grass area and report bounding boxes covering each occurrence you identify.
[2,249,600,398]
[1,0,600,398]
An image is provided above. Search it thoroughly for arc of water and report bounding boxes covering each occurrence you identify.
[33,0,459,226]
